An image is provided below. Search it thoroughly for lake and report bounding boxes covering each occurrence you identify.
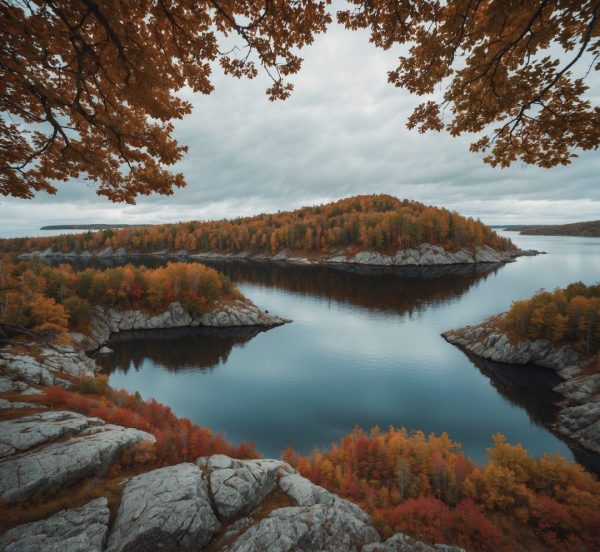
[98,232,600,470]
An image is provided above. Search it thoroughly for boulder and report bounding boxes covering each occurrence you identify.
[0,411,104,458]
[203,454,293,519]
[0,497,109,552]
[106,463,219,552]
[279,473,368,521]
[225,504,380,552]
[0,421,155,502]
[97,346,114,355]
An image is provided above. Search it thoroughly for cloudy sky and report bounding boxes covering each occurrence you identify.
[1,15,599,238]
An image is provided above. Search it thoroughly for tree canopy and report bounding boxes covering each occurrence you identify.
[1,0,598,202]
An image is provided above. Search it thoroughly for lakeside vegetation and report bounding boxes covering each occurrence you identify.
[0,260,241,344]
[283,427,600,551]
[0,195,515,257]
[3,374,598,551]
[502,283,600,357]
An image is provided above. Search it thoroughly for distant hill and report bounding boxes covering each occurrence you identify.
[501,220,600,237]
[3,194,514,256]
[40,224,153,230]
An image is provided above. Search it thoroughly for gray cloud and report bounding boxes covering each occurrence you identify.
[1,21,599,238]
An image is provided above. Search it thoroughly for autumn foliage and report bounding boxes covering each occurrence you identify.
[1,2,597,202]
[502,282,600,356]
[283,427,600,551]
[0,259,241,342]
[0,195,514,258]
[41,376,258,466]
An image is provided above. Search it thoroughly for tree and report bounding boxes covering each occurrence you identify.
[1,1,597,203]
[0,0,331,201]
[339,0,600,167]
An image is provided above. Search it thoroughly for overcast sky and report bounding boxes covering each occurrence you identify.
[1,17,599,238]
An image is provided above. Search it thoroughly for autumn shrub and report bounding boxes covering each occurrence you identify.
[40,378,258,466]
[283,427,600,551]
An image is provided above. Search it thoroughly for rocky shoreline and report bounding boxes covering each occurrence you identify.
[18,243,541,267]
[0,309,462,551]
[442,320,600,460]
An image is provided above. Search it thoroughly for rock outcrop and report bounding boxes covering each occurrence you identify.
[0,497,110,552]
[107,463,219,552]
[86,300,287,351]
[18,243,540,267]
[0,415,155,502]
[0,411,104,458]
[201,455,292,519]
[443,320,600,457]
[0,449,464,552]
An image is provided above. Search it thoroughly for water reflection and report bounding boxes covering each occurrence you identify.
[96,326,267,374]
[467,354,599,473]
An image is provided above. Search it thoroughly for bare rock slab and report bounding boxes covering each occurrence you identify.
[106,463,219,552]
[0,497,109,552]
[0,411,104,458]
[225,504,380,552]
[0,421,155,502]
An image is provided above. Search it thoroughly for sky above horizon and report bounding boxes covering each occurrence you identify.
[1,14,599,239]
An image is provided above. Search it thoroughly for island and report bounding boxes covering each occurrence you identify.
[4,195,540,266]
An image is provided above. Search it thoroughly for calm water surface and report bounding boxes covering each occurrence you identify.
[100,232,600,467]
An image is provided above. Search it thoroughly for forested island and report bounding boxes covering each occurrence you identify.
[2,195,532,267]
[502,220,600,238]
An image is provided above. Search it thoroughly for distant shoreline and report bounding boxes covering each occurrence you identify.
[40,223,153,231]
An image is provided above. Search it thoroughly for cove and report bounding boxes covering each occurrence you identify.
[99,232,600,470]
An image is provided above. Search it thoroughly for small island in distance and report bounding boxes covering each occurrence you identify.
[498,220,600,237]
[40,223,153,230]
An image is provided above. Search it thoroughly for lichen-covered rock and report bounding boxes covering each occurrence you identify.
[191,243,532,267]
[106,463,219,552]
[0,422,155,502]
[204,454,293,519]
[362,533,465,552]
[0,497,109,552]
[225,504,380,552]
[0,411,104,458]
